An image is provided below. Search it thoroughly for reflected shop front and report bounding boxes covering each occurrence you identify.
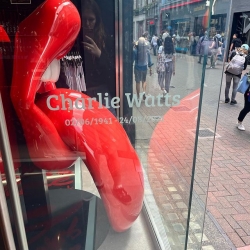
[0,0,233,250]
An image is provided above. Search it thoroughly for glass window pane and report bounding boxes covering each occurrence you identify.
[0,0,239,249]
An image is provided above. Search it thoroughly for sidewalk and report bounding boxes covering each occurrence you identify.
[134,52,250,249]
[207,66,250,249]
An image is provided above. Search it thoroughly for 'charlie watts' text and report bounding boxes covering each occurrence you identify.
[46,92,181,110]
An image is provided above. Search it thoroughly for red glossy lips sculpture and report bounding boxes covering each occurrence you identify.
[9,0,144,232]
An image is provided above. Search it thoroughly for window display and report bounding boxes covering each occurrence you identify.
[0,0,235,249]
[1,3,143,250]
[1,0,144,237]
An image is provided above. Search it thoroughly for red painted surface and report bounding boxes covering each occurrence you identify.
[0,26,20,172]
[0,26,10,42]
[9,0,143,232]
[202,9,210,29]
[237,246,250,250]
[149,89,200,178]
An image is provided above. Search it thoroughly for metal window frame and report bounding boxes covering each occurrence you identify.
[0,94,28,250]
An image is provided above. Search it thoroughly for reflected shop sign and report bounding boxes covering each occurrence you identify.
[193,4,206,13]
[161,0,205,23]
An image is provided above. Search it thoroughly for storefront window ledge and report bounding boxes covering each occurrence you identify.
[142,169,172,250]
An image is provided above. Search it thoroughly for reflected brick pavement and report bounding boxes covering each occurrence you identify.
[135,53,250,249]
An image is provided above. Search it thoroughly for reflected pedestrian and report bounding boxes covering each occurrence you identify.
[162,36,176,95]
[196,31,209,64]
[133,37,153,100]
[190,32,197,56]
[151,34,158,56]
[156,45,166,95]
[172,34,177,51]
[157,34,163,48]
[162,29,169,42]
[209,31,220,68]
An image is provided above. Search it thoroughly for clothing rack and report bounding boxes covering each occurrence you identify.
[62,51,82,67]
[61,51,86,92]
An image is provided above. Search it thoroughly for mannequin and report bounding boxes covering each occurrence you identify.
[10,0,144,232]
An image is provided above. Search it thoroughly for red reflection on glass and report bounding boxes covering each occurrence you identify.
[10,0,144,231]
[202,9,210,29]
[47,176,74,187]
[0,26,10,42]
[0,26,20,172]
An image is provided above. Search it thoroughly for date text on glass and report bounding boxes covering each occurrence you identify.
[119,116,163,124]
[65,118,112,126]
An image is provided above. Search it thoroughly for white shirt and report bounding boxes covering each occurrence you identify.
[151,35,158,46]
[162,32,169,42]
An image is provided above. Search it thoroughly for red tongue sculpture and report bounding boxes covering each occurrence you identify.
[9,0,144,232]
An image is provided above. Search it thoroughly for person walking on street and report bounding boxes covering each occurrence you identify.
[157,34,163,48]
[188,32,195,55]
[133,36,153,100]
[151,34,158,56]
[209,31,220,68]
[224,44,249,105]
[142,31,149,41]
[196,31,209,64]
[172,34,177,51]
[162,29,169,42]
[156,45,166,96]
[237,79,250,131]
[229,33,242,59]
[162,36,176,94]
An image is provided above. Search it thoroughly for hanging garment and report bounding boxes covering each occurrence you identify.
[62,52,86,92]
